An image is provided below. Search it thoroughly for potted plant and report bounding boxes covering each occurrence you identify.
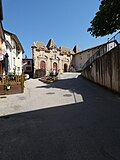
[5,83,11,91]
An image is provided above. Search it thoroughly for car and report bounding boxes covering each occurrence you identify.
[24,74,29,80]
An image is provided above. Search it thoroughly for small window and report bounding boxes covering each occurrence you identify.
[13,57,15,65]
[27,61,30,65]
[17,67,20,71]
[26,67,31,71]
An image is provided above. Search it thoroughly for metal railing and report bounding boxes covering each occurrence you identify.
[82,31,120,70]
[109,31,120,44]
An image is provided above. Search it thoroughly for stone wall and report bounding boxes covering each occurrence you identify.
[82,45,120,93]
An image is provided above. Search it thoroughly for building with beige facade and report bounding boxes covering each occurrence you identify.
[32,38,117,76]
[71,41,118,72]
[32,39,77,78]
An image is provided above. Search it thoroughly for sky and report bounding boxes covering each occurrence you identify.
[2,0,114,58]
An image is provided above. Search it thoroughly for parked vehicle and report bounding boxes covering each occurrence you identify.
[24,74,29,80]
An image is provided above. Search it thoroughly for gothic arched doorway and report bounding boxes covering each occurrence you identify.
[64,63,68,72]
[40,61,46,69]
[53,62,57,71]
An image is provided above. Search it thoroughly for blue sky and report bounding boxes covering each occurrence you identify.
[2,0,113,58]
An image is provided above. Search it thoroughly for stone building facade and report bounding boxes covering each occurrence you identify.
[32,39,76,78]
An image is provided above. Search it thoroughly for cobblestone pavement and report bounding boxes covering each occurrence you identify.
[0,73,120,160]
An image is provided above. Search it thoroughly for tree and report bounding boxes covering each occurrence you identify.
[88,0,120,37]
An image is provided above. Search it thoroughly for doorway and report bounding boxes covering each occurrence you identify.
[0,62,2,74]
[64,63,68,72]
[39,61,46,77]
[53,62,57,71]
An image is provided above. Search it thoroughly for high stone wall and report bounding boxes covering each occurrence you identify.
[82,45,120,93]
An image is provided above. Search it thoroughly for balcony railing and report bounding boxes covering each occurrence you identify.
[82,31,120,70]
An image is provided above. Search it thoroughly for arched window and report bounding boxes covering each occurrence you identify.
[53,62,57,70]
[40,61,46,69]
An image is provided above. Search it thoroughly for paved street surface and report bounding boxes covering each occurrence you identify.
[0,73,82,116]
[0,72,120,160]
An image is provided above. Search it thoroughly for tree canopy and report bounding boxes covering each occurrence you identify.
[88,0,120,37]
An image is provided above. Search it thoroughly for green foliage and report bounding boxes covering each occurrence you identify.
[49,70,59,77]
[88,0,120,37]
[5,83,11,91]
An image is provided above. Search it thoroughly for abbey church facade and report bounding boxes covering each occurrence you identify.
[32,39,78,78]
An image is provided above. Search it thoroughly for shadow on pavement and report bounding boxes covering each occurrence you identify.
[36,75,120,103]
[0,76,120,159]
[0,97,120,160]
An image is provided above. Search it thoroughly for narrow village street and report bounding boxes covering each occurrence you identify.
[0,73,120,160]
